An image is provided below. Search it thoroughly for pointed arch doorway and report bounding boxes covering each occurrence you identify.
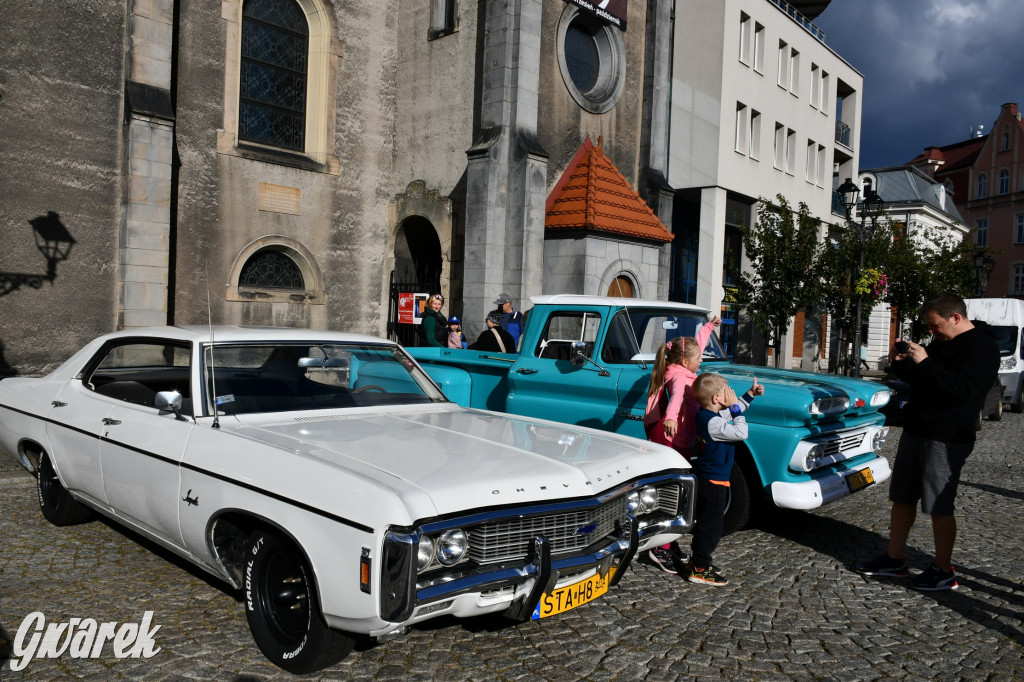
[388,216,442,347]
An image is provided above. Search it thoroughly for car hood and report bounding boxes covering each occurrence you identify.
[704,362,889,424]
[232,404,684,519]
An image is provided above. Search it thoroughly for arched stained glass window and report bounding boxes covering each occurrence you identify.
[239,250,305,289]
[239,0,309,151]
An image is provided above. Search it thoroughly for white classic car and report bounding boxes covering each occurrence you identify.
[0,327,696,673]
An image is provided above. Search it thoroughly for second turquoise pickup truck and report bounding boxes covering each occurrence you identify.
[407,295,893,533]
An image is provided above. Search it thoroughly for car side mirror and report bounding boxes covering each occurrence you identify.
[155,390,187,421]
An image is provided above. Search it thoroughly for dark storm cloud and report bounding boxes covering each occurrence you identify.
[815,0,1024,168]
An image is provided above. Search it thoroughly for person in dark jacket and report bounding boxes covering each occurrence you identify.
[471,309,516,352]
[494,293,525,348]
[420,293,448,347]
[856,293,999,591]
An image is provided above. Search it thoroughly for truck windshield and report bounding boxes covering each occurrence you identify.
[601,309,727,364]
[202,342,447,416]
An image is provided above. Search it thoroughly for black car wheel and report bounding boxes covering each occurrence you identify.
[36,451,92,526]
[244,530,354,674]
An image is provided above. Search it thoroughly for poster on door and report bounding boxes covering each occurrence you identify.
[398,292,429,324]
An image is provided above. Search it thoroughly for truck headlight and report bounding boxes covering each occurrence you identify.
[870,390,891,407]
[872,427,889,451]
[436,529,468,566]
[1001,356,1016,370]
[417,535,435,571]
[804,443,826,470]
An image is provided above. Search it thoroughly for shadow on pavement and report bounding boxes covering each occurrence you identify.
[755,508,1024,647]
[959,479,1024,501]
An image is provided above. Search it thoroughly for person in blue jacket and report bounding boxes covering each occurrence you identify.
[493,293,525,348]
[686,373,763,586]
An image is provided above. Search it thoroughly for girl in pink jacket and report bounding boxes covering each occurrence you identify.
[643,316,721,574]
[644,316,721,459]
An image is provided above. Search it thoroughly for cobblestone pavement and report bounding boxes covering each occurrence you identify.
[1,415,1022,681]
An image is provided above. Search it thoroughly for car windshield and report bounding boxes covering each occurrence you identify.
[990,325,1018,356]
[601,309,726,364]
[202,342,447,416]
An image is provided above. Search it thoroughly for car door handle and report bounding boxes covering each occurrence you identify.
[515,368,538,375]
[101,418,121,426]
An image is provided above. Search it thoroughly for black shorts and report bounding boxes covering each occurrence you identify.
[889,431,973,515]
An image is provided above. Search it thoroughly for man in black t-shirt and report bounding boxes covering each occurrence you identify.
[856,293,999,591]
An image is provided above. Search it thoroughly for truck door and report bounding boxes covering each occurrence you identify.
[506,309,624,431]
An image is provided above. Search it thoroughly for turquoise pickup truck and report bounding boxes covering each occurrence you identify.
[407,295,892,533]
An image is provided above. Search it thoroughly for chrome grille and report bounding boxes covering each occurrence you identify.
[467,484,680,565]
[820,432,866,457]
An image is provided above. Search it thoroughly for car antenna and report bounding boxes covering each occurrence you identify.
[206,260,220,429]
[612,278,646,370]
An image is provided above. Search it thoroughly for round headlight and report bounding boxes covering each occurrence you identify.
[639,486,659,513]
[626,491,640,514]
[417,535,435,571]
[436,529,468,566]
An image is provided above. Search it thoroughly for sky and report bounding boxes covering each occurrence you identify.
[814,0,1024,169]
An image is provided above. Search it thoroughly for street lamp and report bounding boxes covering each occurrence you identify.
[836,179,884,378]
[973,251,995,297]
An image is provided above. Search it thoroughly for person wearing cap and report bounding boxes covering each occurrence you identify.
[446,315,467,349]
[471,309,517,353]
[493,293,525,347]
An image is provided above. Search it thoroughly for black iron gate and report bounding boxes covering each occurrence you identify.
[387,271,440,347]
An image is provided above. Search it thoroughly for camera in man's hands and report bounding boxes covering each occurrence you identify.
[894,341,909,354]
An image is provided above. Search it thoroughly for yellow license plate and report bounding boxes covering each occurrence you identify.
[532,567,615,620]
[847,468,875,492]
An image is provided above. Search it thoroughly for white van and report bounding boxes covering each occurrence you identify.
[966,298,1024,413]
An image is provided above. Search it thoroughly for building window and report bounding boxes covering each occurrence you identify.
[738,12,751,65]
[810,63,820,109]
[805,139,816,183]
[786,128,796,174]
[1014,265,1024,295]
[239,0,309,152]
[750,110,761,159]
[753,23,765,72]
[999,168,1010,195]
[789,49,800,95]
[976,218,988,247]
[773,122,785,170]
[239,249,305,289]
[817,144,827,187]
[820,71,829,114]
[1002,125,1011,151]
[735,103,749,153]
[977,173,988,199]
[1016,214,1024,244]
[557,8,626,114]
[777,40,789,89]
[429,0,458,38]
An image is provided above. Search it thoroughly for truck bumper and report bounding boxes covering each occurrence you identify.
[769,456,892,510]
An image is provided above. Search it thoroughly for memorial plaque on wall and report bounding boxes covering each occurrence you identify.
[563,0,627,30]
[258,182,302,215]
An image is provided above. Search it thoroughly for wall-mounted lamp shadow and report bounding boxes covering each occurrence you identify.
[1,211,76,296]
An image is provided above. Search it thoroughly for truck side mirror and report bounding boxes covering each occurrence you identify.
[570,341,587,366]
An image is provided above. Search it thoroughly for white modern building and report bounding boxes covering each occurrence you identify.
[666,0,863,364]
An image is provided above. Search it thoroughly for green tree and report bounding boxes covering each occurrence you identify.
[735,196,821,367]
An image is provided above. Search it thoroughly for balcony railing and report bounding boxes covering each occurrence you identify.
[835,120,852,149]
[766,0,826,42]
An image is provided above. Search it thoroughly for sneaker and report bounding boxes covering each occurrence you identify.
[646,546,678,574]
[910,564,958,591]
[686,563,729,586]
[855,553,909,577]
